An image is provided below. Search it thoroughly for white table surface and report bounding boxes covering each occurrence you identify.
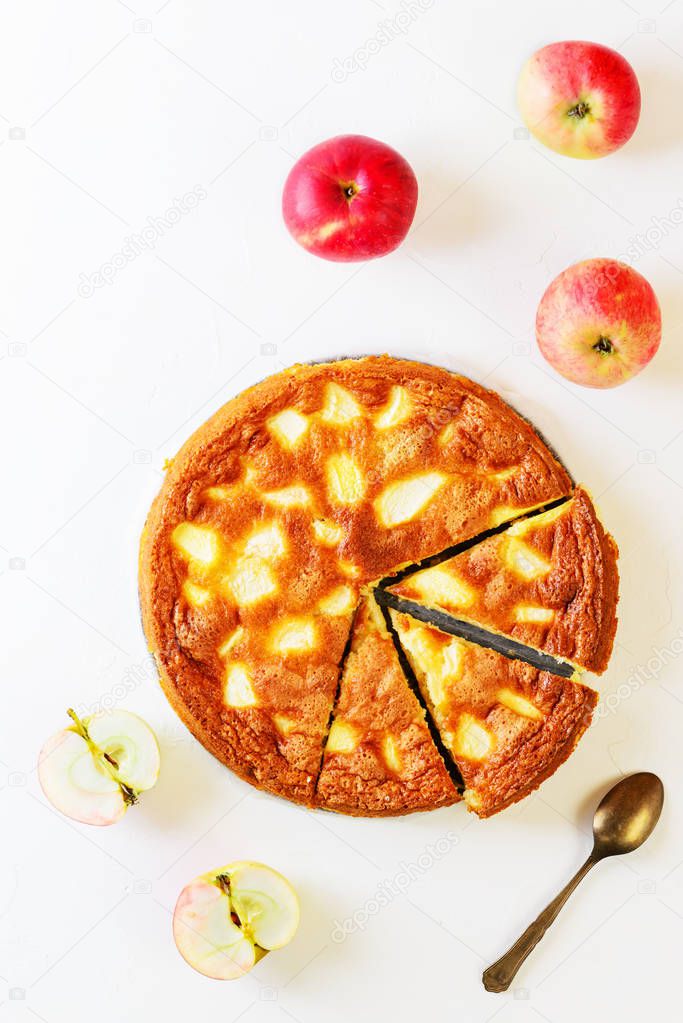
[3,1,683,1020]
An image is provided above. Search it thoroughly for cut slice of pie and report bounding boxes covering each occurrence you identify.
[315,596,460,815]
[386,487,618,674]
[391,611,597,817]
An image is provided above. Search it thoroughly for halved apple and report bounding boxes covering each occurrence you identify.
[37,709,160,826]
[173,861,300,980]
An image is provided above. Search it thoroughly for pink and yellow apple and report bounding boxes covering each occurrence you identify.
[282,134,418,261]
[173,862,300,980]
[536,259,661,388]
[517,41,641,159]
[38,708,160,826]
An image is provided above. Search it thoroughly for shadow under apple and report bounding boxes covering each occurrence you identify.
[625,62,683,157]
[409,171,501,256]
[141,727,242,833]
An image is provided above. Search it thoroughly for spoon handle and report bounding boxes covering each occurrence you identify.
[482,853,597,992]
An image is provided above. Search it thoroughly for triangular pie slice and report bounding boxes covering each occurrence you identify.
[386,487,618,674]
[315,596,460,816]
[391,611,597,817]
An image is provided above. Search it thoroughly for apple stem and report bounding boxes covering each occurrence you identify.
[567,101,590,119]
[593,336,614,355]
[67,707,89,741]
[340,181,358,202]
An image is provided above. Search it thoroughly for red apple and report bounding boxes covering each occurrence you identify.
[517,41,641,159]
[536,259,661,388]
[282,134,418,262]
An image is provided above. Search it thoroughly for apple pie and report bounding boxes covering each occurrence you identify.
[316,595,460,816]
[139,355,617,816]
[391,612,597,817]
[385,486,618,673]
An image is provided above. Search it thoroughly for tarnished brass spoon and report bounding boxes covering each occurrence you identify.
[483,772,664,993]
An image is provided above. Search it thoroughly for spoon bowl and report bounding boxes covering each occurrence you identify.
[592,771,664,859]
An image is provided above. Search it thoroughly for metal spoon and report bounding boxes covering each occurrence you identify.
[482,772,664,993]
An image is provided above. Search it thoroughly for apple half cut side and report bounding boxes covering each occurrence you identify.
[38,709,160,826]
[173,862,300,980]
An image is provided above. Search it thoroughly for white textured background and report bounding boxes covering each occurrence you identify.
[2,1,683,1020]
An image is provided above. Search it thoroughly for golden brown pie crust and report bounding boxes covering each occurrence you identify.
[139,355,610,816]
[315,597,460,816]
[392,612,598,817]
[389,486,619,673]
